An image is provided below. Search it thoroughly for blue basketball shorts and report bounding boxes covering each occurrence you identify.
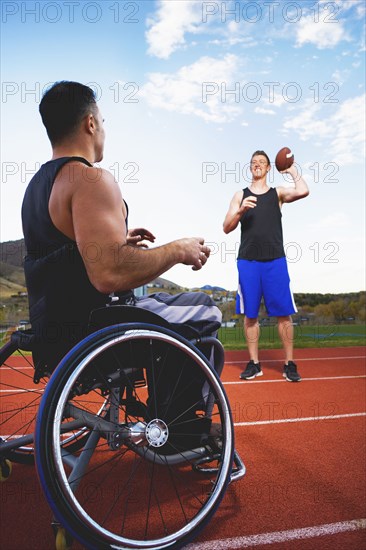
[236,257,297,318]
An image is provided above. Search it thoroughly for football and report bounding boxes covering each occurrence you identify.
[275,147,294,172]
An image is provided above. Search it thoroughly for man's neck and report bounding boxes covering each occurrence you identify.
[51,145,94,164]
[250,177,269,193]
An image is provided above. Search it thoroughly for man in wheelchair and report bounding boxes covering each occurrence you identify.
[21,79,226,457]
[0,80,244,550]
[21,80,222,375]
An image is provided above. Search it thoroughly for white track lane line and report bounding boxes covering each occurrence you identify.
[186,519,366,549]
[1,354,365,370]
[226,355,366,364]
[224,375,366,384]
[0,388,44,393]
[234,412,366,427]
[6,376,365,388]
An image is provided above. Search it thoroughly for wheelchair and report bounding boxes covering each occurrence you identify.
[0,305,245,549]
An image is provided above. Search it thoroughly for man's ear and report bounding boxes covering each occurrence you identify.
[85,113,95,135]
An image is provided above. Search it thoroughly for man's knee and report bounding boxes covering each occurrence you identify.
[244,316,258,327]
[277,315,292,324]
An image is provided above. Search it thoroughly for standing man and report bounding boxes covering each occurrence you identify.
[223,150,309,381]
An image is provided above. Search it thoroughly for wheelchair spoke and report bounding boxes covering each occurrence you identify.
[101,451,142,529]
[1,393,39,434]
[2,350,36,379]
[0,343,43,462]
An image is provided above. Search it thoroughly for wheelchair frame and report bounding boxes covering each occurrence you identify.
[0,309,245,549]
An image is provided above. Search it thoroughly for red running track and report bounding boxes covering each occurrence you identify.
[0,347,365,549]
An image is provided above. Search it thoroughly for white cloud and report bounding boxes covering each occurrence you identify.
[331,69,350,85]
[146,0,203,59]
[295,15,348,49]
[254,107,276,116]
[224,20,258,47]
[321,0,366,17]
[283,94,366,165]
[356,3,366,19]
[331,94,366,165]
[140,54,243,123]
[283,101,329,140]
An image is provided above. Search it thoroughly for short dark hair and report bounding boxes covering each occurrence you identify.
[251,150,271,165]
[39,81,97,145]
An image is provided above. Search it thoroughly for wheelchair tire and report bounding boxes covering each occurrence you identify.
[36,323,234,549]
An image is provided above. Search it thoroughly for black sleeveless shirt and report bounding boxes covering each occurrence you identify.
[237,187,285,261]
[21,157,127,370]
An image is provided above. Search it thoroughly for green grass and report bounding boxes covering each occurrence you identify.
[218,324,366,350]
[2,324,365,353]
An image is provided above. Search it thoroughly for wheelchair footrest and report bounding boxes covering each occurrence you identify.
[230,450,246,482]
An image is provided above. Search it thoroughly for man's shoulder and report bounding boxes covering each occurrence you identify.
[231,188,245,204]
[273,186,283,198]
[57,161,115,188]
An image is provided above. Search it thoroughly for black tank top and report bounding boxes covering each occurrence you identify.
[21,157,129,370]
[237,187,285,261]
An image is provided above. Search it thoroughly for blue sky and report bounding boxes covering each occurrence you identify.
[1,0,365,293]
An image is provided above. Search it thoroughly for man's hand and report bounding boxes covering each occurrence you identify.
[223,192,257,234]
[239,195,257,214]
[127,228,156,248]
[279,164,297,177]
[177,238,211,271]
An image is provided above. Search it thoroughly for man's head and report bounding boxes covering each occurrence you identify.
[39,81,105,161]
[250,150,271,179]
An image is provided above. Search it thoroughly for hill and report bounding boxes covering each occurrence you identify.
[0,262,27,298]
[0,240,27,300]
[147,276,182,291]
[200,284,226,292]
[0,239,26,268]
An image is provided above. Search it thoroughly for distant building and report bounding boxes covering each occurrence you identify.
[134,285,147,297]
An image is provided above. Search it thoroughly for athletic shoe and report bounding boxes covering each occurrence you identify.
[240,360,263,380]
[283,361,301,382]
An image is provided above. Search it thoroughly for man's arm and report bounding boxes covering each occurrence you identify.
[276,164,310,204]
[51,164,210,294]
[223,190,257,234]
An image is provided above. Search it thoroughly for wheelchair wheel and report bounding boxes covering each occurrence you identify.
[0,337,92,465]
[36,323,234,549]
[0,339,44,464]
